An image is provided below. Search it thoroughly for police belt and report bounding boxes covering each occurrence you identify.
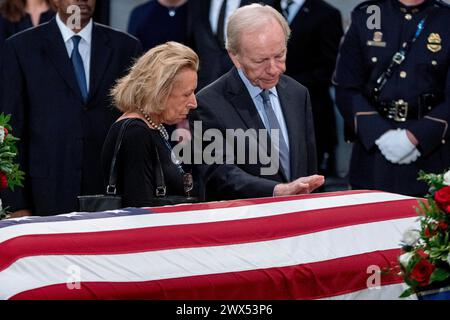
[375,94,440,122]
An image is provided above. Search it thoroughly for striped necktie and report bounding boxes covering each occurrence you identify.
[260,89,291,180]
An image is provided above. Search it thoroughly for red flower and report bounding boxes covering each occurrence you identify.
[0,171,7,189]
[438,221,449,231]
[3,127,8,137]
[424,226,437,238]
[417,250,428,259]
[435,186,450,213]
[410,259,435,287]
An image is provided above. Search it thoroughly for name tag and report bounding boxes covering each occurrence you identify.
[367,40,387,47]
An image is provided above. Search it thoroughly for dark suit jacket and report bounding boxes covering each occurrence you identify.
[274,0,343,154]
[0,18,142,215]
[187,0,275,90]
[190,67,317,201]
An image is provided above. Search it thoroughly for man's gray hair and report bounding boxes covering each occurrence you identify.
[226,3,291,54]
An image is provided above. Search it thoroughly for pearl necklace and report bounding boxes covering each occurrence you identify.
[138,107,169,140]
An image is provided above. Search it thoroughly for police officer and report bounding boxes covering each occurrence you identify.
[333,0,450,196]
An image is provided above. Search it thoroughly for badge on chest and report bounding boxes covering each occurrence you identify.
[427,33,442,53]
[367,31,387,47]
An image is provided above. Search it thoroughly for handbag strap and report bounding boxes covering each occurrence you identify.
[153,144,167,197]
[106,118,135,195]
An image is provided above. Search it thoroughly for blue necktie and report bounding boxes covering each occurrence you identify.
[71,35,88,102]
[260,89,291,180]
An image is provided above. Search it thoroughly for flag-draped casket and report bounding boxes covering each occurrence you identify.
[0,190,419,300]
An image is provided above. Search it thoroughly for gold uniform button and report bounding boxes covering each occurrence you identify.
[432,60,438,66]
[371,57,378,63]
[400,71,407,78]
[405,14,412,20]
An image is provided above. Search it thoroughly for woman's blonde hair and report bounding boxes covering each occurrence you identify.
[111,41,199,115]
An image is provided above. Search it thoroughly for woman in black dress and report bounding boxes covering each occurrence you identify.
[0,0,55,42]
[102,41,199,208]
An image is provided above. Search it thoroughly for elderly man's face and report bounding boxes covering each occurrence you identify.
[229,20,286,89]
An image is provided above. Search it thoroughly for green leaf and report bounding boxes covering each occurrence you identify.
[430,268,450,282]
[399,288,415,298]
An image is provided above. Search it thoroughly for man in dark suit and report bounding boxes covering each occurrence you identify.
[187,0,275,90]
[273,0,343,176]
[0,0,142,216]
[190,4,323,201]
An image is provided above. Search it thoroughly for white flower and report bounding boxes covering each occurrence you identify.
[399,252,415,268]
[0,126,4,144]
[444,170,450,186]
[401,227,421,246]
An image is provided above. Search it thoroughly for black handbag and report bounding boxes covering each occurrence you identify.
[146,142,199,207]
[77,118,134,212]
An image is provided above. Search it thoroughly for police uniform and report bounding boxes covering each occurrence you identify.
[333,0,450,196]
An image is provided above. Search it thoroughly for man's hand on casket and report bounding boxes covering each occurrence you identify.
[274,175,325,196]
[8,209,32,219]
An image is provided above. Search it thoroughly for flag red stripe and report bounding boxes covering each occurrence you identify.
[10,249,403,300]
[0,199,417,271]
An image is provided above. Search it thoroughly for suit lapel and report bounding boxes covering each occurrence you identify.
[290,0,311,26]
[277,76,304,180]
[43,19,83,102]
[201,0,215,39]
[226,68,266,131]
[88,24,112,103]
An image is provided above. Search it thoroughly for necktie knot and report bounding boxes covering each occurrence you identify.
[71,35,81,49]
[260,89,271,104]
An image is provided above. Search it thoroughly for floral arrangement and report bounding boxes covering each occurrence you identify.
[398,169,450,298]
[0,113,25,220]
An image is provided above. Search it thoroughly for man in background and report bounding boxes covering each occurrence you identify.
[187,0,275,90]
[274,0,343,177]
[0,0,142,216]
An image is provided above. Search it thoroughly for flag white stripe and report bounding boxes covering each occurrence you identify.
[321,283,417,300]
[0,217,418,300]
[0,192,414,244]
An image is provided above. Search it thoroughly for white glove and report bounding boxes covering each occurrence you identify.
[398,148,421,164]
[375,129,420,164]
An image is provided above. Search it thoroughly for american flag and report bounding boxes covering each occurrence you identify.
[0,190,419,300]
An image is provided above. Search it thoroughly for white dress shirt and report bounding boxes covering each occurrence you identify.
[281,0,306,24]
[56,13,92,90]
[209,0,240,35]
